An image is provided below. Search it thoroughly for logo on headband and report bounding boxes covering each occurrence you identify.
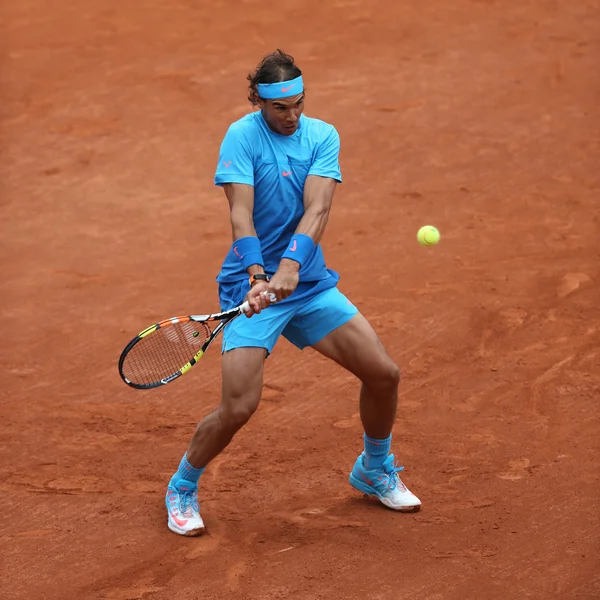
[257,76,304,99]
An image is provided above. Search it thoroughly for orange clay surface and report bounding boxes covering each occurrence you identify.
[1,1,599,599]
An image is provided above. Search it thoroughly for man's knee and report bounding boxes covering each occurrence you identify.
[219,393,260,431]
[381,360,401,389]
[363,357,400,391]
[219,347,265,431]
[388,361,401,387]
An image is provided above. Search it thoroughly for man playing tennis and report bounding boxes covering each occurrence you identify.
[165,50,421,535]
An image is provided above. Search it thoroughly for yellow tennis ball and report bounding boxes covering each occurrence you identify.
[417,225,440,246]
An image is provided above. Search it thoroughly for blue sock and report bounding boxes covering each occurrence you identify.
[363,433,392,469]
[171,454,205,486]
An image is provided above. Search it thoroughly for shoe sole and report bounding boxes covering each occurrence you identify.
[349,473,421,512]
[167,517,206,537]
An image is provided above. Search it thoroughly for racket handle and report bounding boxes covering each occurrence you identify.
[240,293,277,314]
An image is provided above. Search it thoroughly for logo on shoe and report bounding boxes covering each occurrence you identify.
[358,471,373,486]
[169,511,189,527]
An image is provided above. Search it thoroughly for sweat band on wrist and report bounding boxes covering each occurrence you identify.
[281,233,315,267]
[232,236,264,271]
[257,76,304,100]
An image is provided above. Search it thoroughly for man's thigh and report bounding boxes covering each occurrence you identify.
[222,301,297,355]
[282,287,359,350]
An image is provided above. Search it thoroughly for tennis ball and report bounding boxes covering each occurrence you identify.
[417,225,440,246]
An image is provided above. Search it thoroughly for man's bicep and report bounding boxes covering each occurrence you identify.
[303,175,337,211]
[223,183,254,212]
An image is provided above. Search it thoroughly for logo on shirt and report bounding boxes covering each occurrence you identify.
[282,171,292,177]
[222,161,232,168]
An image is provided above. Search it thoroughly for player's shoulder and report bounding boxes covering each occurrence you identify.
[301,115,339,138]
[224,112,261,137]
[299,116,340,153]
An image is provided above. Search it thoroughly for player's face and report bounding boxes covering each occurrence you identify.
[259,93,305,136]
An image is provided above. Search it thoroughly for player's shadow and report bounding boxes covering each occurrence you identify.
[340,493,422,514]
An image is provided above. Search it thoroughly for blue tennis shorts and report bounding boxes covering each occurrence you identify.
[219,285,358,354]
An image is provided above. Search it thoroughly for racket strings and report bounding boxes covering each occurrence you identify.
[122,320,211,386]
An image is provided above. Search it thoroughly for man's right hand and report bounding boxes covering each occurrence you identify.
[244,281,273,317]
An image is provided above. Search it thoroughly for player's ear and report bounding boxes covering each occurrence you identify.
[250,88,262,107]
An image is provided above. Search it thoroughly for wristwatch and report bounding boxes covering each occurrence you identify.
[249,273,270,287]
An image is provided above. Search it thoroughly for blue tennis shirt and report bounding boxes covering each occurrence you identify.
[214,111,342,287]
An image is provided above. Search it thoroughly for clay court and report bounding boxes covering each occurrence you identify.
[2,1,599,598]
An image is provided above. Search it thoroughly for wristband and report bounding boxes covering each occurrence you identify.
[232,236,264,271]
[281,233,315,267]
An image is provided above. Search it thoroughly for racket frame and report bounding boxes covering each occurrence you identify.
[118,301,250,389]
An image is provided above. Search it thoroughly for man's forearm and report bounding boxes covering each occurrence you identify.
[230,204,257,241]
[293,203,331,245]
[230,208,265,276]
[277,205,331,274]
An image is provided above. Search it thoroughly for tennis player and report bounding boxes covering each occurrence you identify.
[166,50,421,536]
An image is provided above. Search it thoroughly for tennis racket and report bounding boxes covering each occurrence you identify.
[118,295,275,389]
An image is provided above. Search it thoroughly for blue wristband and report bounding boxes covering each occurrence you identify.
[281,233,315,267]
[232,236,264,271]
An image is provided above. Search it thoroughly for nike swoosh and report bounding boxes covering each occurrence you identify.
[169,511,189,527]
[289,240,297,251]
[281,83,295,93]
[223,160,232,168]
[233,245,242,258]
[282,171,292,177]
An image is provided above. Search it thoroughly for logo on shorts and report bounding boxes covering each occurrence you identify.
[222,161,232,168]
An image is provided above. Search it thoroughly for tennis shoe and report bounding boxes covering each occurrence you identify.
[165,479,205,536]
[349,453,421,512]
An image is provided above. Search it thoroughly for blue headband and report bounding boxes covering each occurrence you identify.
[257,75,304,99]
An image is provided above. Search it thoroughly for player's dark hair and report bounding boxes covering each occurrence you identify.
[247,49,302,104]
